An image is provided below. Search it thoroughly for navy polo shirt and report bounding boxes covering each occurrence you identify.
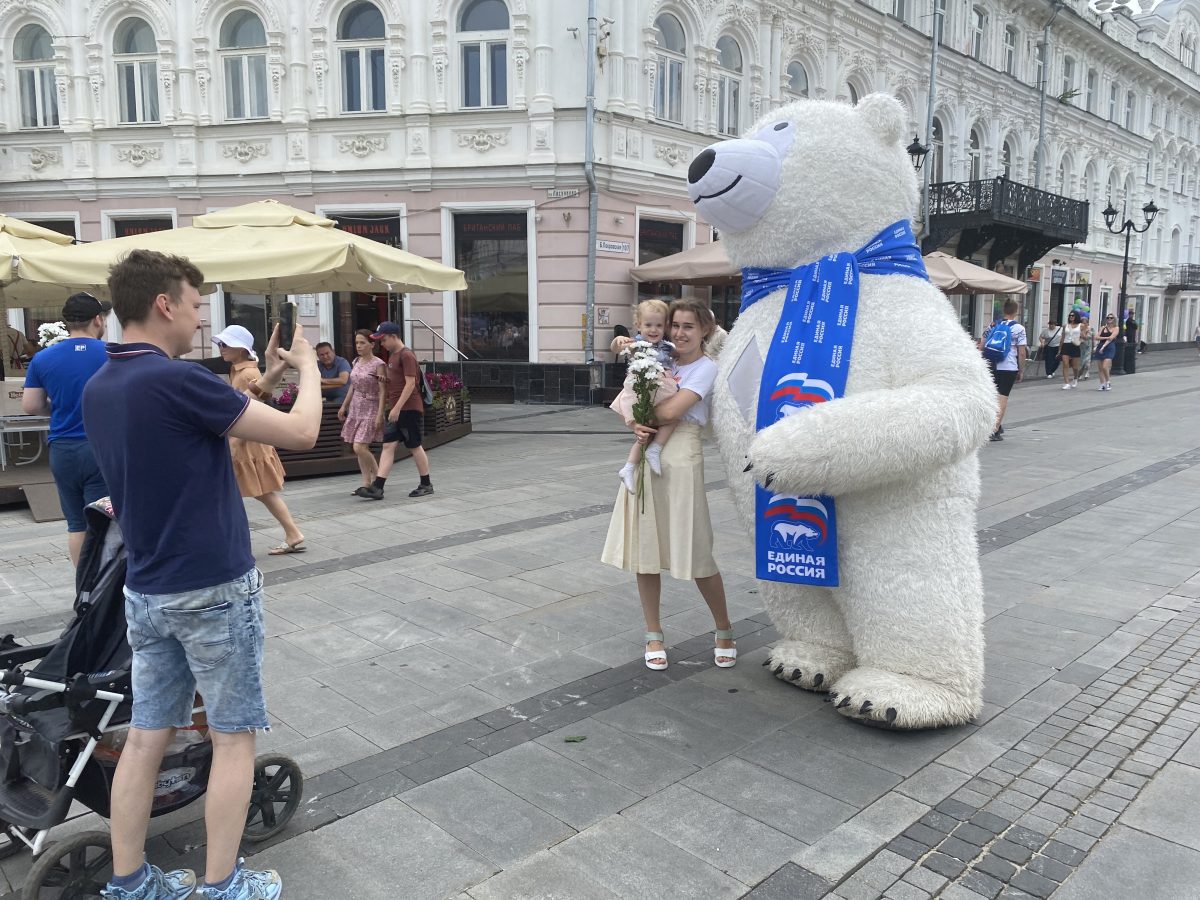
[82,343,254,595]
[22,337,108,441]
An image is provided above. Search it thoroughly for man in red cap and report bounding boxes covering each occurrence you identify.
[358,321,433,500]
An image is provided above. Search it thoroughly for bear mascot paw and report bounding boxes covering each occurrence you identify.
[687,94,999,730]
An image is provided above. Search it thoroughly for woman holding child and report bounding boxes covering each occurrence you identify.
[601,299,736,672]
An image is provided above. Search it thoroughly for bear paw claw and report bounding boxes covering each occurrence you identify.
[763,643,851,693]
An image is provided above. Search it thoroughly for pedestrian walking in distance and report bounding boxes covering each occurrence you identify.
[979,298,1027,441]
[338,328,387,493]
[1059,310,1085,389]
[1038,319,1062,379]
[357,321,433,500]
[20,293,111,566]
[83,249,321,900]
[1094,313,1119,390]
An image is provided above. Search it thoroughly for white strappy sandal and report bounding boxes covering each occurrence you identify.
[644,631,668,671]
[713,628,737,668]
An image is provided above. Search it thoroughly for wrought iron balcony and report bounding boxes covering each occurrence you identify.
[1167,264,1200,291]
[924,176,1090,272]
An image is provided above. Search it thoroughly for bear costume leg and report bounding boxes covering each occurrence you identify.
[826,496,985,729]
[761,581,855,691]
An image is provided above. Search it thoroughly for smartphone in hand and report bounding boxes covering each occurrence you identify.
[278,300,297,351]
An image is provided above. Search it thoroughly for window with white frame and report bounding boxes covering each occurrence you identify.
[459,0,509,109]
[1124,91,1135,130]
[971,8,986,61]
[1001,138,1013,179]
[891,0,907,23]
[114,17,160,123]
[1085,68,1097,112]
[220,10,269,120]
[969,128,983,180]
[653,13,685,123]
[1033,42,1044,88]
[338,1,386,113]
[931,117,944,182]
[847,82,859,104]
[785,61,808,100]
[934,0,946,44]
[715,35,742,136]
[1061,56,1075,98]
[14,23,58,129]
[1182,34,1196,69]
[1108,83,1118,121]
[1003,27,1017,75]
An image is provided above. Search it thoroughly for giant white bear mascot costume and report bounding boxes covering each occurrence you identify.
[689,94,999,729]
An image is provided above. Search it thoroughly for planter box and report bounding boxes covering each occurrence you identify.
[424,391,471,433]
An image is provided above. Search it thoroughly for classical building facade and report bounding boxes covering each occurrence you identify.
[1,0,1197,395]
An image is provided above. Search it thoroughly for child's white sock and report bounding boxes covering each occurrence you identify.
[645,443,663,475]
[618,463,636,494]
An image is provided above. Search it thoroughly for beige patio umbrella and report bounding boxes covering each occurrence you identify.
[16,199,467,298]
[923,252,1029,294]
[629,241,738,287]
[0,214,75,316]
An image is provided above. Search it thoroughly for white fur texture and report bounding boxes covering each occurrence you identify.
[703,95,999,730]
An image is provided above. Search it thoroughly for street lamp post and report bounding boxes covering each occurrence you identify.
[1102,199,1159,375]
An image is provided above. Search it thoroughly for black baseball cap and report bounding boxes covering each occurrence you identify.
[370,322,401,339]
[62,293,112,321]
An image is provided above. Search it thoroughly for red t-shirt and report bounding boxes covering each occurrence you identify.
[385,346,424,412]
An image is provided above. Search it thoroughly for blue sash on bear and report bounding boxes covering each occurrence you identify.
[740,220,928,587]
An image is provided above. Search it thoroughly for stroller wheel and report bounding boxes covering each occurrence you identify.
[0,819,30,860]
[243,753,304,844]
[21,830,112,900]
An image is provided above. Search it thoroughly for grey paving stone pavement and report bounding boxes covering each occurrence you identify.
[2,353,1200,898]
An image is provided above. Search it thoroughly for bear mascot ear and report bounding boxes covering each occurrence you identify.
[855,92,906,146]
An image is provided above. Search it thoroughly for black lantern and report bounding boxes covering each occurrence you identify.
[1102,202,1118,231]
[907,134,930,172]
[1142,200,1159,227]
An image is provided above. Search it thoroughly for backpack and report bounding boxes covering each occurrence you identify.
[982,321,1014,363]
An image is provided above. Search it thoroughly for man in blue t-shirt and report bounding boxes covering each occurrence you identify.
[21,293,112,565]
[315,341,351,404]
[83,249,320,900]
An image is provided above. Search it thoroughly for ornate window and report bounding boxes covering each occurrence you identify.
[891,0,908,24]
[847,82,859,104]
[969,128,983,180]
[459,0,509,109]
[931,117,944,182]
[14,24,58,129]
[785,61,808,100]
[1061,56,1075,98]
[1001,139,1014,179]
[1124,91,1135,130]
[1182,35,1196,70]
[338,1,386,113]
[1003,27,1017,76]
[652,13,685,123]
[220,10,269,120]
[971,8,986,62]
[1108,83,1118,122]
[1085,69,1097,112]
[715,35,742,137]
[1033,42,1044,89]
[114,17,160,124]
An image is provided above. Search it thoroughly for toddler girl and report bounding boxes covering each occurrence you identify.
[610,299,679,492]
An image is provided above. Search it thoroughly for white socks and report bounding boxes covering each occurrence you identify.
[618,463,636,494]
[645,443,663,475]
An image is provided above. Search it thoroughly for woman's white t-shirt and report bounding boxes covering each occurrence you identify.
[674,355,718,426]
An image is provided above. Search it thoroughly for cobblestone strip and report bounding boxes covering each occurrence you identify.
[813,598,1200,900]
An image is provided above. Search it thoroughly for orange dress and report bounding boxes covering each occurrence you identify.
[228,360,287,498]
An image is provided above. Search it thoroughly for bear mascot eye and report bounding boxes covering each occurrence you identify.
[752,120,797,156]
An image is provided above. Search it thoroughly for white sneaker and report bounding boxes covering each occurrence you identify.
[1046,374,1054,379]
[1062,384,1072,390]
[1071,378,1078,388]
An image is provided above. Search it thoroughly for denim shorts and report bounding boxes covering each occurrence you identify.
[49,439,108,533]
[124,568,269,733]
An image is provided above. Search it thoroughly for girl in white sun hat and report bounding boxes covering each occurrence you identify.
[213,324,306,555]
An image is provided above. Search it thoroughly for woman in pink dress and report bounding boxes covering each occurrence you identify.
[338,329,387,492]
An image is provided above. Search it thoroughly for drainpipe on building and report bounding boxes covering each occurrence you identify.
[1035,1,1065,190]
[584,0,599,366]
[922,0,943,245]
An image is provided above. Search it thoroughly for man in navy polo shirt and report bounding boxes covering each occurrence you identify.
[21,293,111,566]
[83,250,320,900]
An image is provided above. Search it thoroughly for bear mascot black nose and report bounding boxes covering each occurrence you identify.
[688,148,716,184]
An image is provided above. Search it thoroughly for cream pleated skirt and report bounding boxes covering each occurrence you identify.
[601,423,718,580]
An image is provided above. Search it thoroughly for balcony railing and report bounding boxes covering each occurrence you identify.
[928,177,1090,242]
[1168,264,1200,291]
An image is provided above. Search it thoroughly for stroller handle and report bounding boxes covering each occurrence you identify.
[0,669,129,707]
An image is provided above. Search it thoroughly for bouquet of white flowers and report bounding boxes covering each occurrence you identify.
[621,340,668,512]
[37,321,69,348]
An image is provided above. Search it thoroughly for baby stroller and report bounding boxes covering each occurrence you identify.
[0,499,302,899]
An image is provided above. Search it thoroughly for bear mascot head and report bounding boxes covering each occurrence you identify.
[690,95,1000,730]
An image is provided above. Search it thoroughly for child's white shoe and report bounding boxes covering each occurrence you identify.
[645,443,663,476]
[618,463,636,494]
